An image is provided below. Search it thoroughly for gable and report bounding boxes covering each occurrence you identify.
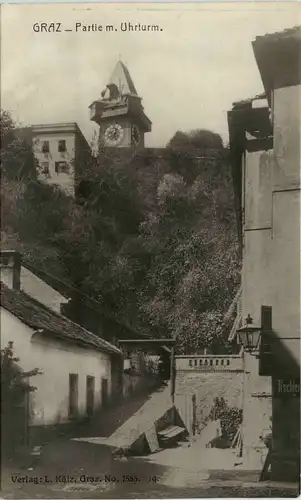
[20,265,68,313]
[1,283,122,356]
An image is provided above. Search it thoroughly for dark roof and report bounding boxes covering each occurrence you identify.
[254,26,301,43]
[232,92,266,108]
[252,25,301,96]
[21,259,150,340]
[1,282,122,356]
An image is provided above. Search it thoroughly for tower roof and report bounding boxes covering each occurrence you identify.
[108,61,138,96]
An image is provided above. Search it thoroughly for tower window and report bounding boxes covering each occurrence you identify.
[42,141,49,153]
[58,140,67,152]
[55,161,69,174]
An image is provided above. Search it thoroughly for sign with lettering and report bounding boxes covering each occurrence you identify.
[274,378,300,398]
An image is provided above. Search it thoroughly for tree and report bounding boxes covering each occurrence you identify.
[136,146,240,351]
[1,341,42,456]
[57,159,147,326]
[1,122,240,354]
[0,110,38,181]
[167,129,224,151]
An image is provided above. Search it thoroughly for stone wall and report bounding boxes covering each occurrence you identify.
[175,368,244,435]
[122,372,159,399]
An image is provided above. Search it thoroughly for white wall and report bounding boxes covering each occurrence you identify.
[1,308,112,427]
[241,83,301,469]
[1,265,69,313]
[270,84,301,364]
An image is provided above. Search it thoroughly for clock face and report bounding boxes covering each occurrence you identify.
[104,123,124,146]
[131,124,141,146]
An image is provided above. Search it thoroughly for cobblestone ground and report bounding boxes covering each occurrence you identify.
[1,439,299,499]
[1,390,299,499]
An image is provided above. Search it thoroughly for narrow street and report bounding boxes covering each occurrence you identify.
[1,389,299,500]
[1,437,298,499]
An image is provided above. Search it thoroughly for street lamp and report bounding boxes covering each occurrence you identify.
[237,314,262,354]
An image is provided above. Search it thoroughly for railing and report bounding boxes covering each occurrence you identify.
[176,354,243,372]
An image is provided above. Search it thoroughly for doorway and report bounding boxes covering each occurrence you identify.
[86,376,95,417]
[101,378,109,407]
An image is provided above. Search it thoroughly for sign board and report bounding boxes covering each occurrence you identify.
[273,378,300,398]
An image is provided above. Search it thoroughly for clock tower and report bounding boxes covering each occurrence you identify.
[89,61,151,148]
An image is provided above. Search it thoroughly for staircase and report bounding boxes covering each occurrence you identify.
[73,382,188,455]
[109,382,187,454]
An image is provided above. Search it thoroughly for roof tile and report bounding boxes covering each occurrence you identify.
[1,282,122,356]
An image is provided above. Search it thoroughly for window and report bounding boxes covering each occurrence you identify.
[42,141,49,153]
[221,359,224,366]
[189,360,193,367]
[0,255,12,267]
[55,161,69,174]
[210,359,213,366]
[58,140,67,152]
[227,359,230,366]
[194,359,198,366]
[216,359,219,365]
[68,374,78,418]
[199,359,202,365]
[86,376,95,417]
[41,162,49,175]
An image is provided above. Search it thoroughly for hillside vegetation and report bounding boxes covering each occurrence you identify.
[1,111,240,353]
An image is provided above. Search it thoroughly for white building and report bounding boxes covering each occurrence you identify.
[1,250,123,438]
[17,123,91,196]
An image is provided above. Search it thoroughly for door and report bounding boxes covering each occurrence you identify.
[69,374,78,418]
[86,376,95,417]
[101,378,109,407]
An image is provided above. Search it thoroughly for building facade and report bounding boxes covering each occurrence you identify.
[17,122,91,196]
[0,250,123,439]
[228,26,300,481]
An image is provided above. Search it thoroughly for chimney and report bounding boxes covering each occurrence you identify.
[0,250,21,290]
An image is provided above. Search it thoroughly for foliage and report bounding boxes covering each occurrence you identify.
[1,341,41,399]
[167,129,224,151]
[1,341,42,455]
[0,110,38,181]
[16,179,73,244]
[1,114,240,352]
[135,144,240,350]
[209,396,243,442]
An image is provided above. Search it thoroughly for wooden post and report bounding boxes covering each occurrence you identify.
[170,346,175,404]
[24,377,29,448]
[192,394,196,436]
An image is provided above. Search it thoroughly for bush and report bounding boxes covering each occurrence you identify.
[1,342,41,457]
[209,396,243,444]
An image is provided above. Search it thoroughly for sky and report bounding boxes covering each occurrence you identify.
[1,3,299,147]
